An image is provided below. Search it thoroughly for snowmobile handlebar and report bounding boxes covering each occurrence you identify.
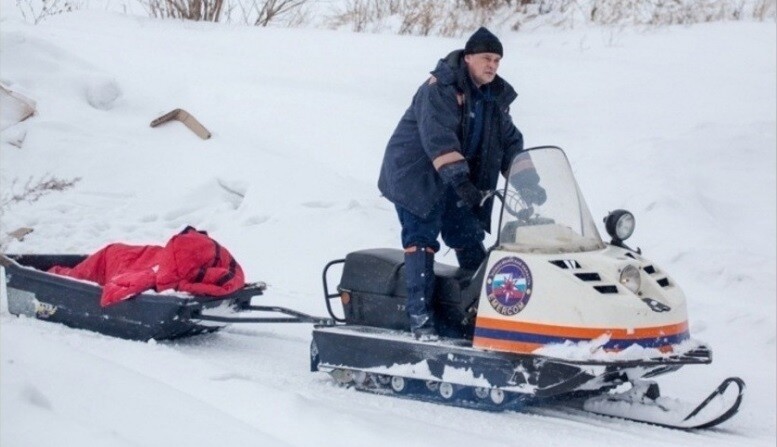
[455,189,499,209]
[496,189,554,224]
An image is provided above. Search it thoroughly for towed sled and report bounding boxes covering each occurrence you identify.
[0,254,327,341]
[312,146,745,429]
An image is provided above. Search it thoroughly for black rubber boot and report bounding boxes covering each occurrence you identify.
[455,243,487,271]
[404,246,437,340]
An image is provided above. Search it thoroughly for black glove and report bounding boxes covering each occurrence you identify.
[454,180,485,209]
[519,184,547,206]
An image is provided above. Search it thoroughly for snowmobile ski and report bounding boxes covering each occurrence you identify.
[556,376,746,430]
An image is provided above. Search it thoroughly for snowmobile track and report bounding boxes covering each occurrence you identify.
[329,370,744,430]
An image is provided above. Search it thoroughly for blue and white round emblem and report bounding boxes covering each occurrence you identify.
[485,256,533,316]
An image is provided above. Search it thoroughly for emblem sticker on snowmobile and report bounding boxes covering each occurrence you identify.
[485,257,533,316]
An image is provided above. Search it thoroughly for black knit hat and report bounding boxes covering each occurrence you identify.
[464,27,503,57]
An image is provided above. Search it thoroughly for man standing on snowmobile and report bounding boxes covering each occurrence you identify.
[378,27,546,339]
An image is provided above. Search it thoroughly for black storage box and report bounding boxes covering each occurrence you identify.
[337,248,483,338]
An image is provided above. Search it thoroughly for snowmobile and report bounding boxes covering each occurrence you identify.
[312,146,745,429]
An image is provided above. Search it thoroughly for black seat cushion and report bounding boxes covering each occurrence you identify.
[339,248,483,337]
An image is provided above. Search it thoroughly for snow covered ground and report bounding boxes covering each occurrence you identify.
[1,6,775,447]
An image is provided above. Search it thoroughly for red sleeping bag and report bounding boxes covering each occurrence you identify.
[49,226,245,306]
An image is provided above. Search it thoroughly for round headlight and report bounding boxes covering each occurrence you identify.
[604,209,635,242]
[619,264,641,294]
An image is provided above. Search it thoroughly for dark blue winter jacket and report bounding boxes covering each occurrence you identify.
[378,50,523,231]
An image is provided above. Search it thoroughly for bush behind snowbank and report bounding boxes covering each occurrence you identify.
[325,0,777,36]
[9,0,777,33]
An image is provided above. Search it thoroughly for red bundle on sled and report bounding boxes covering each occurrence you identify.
[50,226,245,306]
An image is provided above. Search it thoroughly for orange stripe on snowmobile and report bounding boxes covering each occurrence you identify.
[472,317,689,355]
[475,317,688,340]
[471,338,543,353]
[471,336,677,355]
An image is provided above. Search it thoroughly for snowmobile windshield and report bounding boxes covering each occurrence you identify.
[498,147,605,254]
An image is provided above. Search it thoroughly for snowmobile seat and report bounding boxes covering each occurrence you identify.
[338,248,483,338]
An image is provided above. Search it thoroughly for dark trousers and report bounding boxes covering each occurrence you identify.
[395,187,485,253]
[395,187,486,329]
